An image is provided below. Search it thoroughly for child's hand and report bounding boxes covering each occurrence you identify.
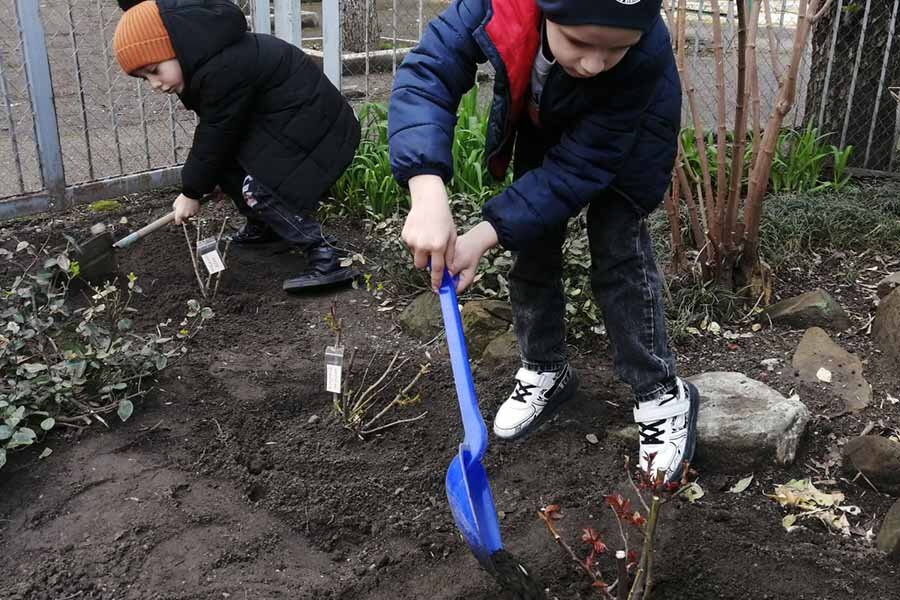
[172,193,201,225]
[450,221,499,293]
[402,175,457,292]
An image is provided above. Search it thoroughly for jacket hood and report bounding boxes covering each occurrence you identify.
[117,0,248,84]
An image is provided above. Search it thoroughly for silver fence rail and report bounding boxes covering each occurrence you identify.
[1,1,898,221]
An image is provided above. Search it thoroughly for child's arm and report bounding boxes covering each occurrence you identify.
[180,66,254,203]
[389,0,486,290]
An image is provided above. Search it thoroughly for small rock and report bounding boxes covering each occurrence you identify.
[342,85,366,100]
[842,435,900,495]
[399,293,442,340]
[877,498,900,560]
[876,272,900,299]
[247,457,265,475]
[307,414,320,425]
[688,372,810,472]
[585,433,599,445]
[763,288,851,330]
[791,327,871,412]
[760,358,781,372]
[479,330,519,370]
[461,301,511,358]
[300,10,319,28]
[873,288,900,366]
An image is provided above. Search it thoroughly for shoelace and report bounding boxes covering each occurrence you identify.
[511,381,537,403]
[638,419,666,445]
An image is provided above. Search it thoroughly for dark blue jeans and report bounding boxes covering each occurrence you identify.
[508,188,677,402]
[219,167,326,247]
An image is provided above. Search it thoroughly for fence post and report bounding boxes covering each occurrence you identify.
[15,0,65,209]
[254,0,271,34]
[322,0,342,89]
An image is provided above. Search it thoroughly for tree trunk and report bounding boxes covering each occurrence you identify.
[341,0,381,54]
[805,0,900,171]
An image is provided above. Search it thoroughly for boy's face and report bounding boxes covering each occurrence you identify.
[545,21,642,79]
[133,59,184,95]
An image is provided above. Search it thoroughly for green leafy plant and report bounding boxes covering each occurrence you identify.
[770,123,853,193]
[0,241,213,469]
[333,84,508,218]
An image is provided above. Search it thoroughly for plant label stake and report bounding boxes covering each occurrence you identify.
[325,345,344,394]
[197,237,225,275]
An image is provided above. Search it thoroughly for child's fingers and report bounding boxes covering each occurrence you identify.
[455,267,474,294]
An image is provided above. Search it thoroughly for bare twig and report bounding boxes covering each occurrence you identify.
[182,223,207,299]
[538,509,613,599]
[360,411,429,436]
[616,551,629,600]
[362,363,431,431]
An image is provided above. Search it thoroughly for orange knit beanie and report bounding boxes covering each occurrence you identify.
[113,1,175,74]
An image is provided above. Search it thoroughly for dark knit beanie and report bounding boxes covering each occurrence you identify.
[537,0,662,32]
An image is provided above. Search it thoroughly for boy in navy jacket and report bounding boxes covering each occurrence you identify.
[113,0,359,291]
[389,0,698,482]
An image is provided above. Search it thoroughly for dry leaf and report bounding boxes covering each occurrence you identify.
[767,479,844,511]
[728,475,754,494]
[782,514,800,532]
[682,482,704,503]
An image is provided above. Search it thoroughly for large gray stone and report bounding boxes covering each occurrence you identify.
[791,327,871,412]
[843,436,900,496]
[877,499,900,560]
[688,372,810,472]
[877,272,900,300]
[874,288,900,366]
[461,301,511,358]
[479,330,519,370]
[763,288,851,330]
[399,292,442,340]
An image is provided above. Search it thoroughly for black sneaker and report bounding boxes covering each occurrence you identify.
[633,378,699,483]
[492,365,578,440]
[227,220,280,245]
[282,244,357,292]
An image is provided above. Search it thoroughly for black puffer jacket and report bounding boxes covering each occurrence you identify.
[117,0,360,210]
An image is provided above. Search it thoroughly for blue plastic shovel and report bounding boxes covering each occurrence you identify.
[438,269,503,569]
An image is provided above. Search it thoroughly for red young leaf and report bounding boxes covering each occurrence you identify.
[627,550,639,568]
[630,511,647,528]
[542,504,563,520]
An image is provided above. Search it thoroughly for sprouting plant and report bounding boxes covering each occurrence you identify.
[538,456,700,599]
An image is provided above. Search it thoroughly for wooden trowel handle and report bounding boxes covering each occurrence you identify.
[112,211,176,249]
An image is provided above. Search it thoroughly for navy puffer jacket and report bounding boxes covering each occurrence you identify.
[388,0,681,250]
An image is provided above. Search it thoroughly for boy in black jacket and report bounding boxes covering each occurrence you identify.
[113,0,359,291]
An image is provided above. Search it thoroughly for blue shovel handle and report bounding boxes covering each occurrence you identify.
[437,269,488,461]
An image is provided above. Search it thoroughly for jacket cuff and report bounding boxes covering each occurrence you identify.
[392,165,451,188]
[481,202,519,252]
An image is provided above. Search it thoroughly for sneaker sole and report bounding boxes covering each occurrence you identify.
[494,370,579,441]
[667,381,700,483]
[282,268,358,292]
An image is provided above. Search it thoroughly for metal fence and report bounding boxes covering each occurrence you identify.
[1,0,899,220]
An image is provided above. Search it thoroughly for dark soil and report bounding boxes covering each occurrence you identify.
[1,193,898,599]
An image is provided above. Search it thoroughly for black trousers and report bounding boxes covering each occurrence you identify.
[218,166,326,247]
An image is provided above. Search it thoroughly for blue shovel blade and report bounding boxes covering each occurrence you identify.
[437,268,503,565]
[446,445,503,567]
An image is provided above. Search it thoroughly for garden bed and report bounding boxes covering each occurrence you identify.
[0,189,898,599]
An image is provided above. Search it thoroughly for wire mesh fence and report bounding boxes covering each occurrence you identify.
[0,0,42,197]
[1,1,898,217]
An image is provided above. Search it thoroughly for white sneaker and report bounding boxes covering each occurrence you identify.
[493,365,578,440]
[633,378,699,483]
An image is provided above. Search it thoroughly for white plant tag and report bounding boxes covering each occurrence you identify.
[325,345,344,393]
[197,237,225,275]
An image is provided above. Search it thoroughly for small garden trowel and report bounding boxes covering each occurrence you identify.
[77,210,176,284]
